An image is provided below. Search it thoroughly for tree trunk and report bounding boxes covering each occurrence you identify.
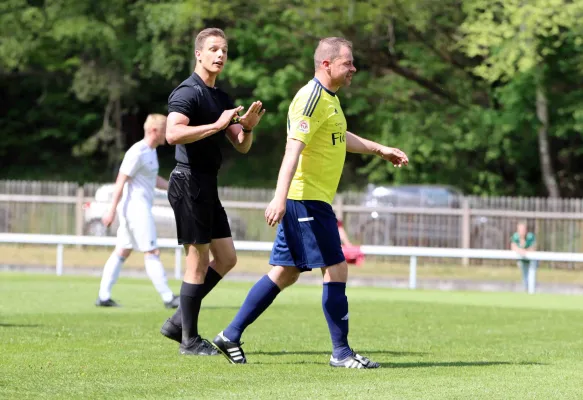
[536,83,560,198]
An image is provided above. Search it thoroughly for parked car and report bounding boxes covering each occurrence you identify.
[83,184,247,240]
[353,184,503,248]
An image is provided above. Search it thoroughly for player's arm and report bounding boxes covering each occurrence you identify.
[102,173,130,228]
[226,101,266,154]
[265,138,306,227]
[156,176,169,190]
[346,131,409,167]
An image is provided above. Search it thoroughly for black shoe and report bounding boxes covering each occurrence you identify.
[329,351,380,369]
[160,318,182,343]
[212,331,247,364]
[95,298,120,307]
[164,295,180,309]
[179,336,219,356]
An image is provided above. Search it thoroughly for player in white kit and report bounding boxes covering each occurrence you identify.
[95,114,180,308]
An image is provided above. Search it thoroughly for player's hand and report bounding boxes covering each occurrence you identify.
[379,146,409,167]
[102,210,116,227]
[265,197,286,227]
[239,101,266,131]
[216,106,244,131]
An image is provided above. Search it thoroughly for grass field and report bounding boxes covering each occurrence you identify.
[2,273,583,399]
[2,244,583,285]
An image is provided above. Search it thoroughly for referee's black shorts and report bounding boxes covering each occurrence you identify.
[167,164,231,245]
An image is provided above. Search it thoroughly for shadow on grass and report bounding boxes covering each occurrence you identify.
[381,361,544,369]
[253,350,427,357]
[0,323,42,328]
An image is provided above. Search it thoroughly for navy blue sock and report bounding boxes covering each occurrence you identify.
[322,282,352,360]
[223,275,281,342]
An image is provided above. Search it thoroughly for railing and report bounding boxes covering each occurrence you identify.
[3,233,583,294]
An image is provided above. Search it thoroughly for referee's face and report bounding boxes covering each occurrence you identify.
[196,36,228,75]
[331,46,357,88]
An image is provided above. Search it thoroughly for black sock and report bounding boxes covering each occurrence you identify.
[169,266,223,326]
[201,266,223,297]
[180,281,204,343]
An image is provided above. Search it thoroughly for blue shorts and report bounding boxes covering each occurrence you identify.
[269,199,345,272]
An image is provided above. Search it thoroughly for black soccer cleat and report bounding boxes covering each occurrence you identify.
[164,295,180,309]
[95,298,120,307]
[179,336,219,356]
[329,351,381,369]
[212,331,247,364]
[160,318,182,343]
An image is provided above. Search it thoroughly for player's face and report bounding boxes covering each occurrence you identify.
[152,122,166,145]
[330,46,357,88]
[196,36,228,75]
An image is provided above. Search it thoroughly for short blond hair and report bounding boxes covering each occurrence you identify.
[144,113,166,133]
[314,37,353,69]
[195,28,227,51]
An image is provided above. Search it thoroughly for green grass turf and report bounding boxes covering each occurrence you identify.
[1,273,583,399]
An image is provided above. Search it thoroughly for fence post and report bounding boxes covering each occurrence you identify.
[56,244,64,276]
[461,199,470,266]
[75,186,85,237]
[409,256,417,289]
[527,262,537,294]
[174,247,182,280]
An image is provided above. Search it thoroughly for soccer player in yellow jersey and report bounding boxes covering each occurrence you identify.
[213,37,408,368]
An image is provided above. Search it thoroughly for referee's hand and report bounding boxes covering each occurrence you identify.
[216,106,244,130]
[265,198,286,227]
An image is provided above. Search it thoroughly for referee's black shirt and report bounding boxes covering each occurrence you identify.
[167,72,236,175]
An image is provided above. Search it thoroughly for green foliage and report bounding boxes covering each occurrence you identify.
[1,0,583,196]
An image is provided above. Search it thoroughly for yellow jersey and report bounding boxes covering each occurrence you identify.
[287,78,347,204]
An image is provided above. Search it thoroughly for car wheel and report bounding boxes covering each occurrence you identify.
[84,219,109,237]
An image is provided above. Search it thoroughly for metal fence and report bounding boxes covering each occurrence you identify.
[0,180,581,268]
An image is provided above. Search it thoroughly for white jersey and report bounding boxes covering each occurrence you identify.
[118,139,159,217]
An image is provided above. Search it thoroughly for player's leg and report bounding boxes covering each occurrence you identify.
[132,211,178,308]
[213,199,308,364]
[213,265,300,364]
[161,236,237,339]
[179,243,218,355]
[322,262,379,369]
[165,167,220,354]
[96,221,133,307]
[160,194,236,342]
[143,248,179,308]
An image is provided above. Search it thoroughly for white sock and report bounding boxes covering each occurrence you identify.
[144,254,174,303]
[98,253,125,301]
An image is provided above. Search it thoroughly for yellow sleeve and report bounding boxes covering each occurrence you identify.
[287,84,326,145]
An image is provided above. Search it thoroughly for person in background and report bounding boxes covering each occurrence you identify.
[510,221,537,292]
[95,114,179,308]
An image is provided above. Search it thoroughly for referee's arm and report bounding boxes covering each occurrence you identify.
[166,108,242,145]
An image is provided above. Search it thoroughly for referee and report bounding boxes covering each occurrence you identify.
[160,28,265,355]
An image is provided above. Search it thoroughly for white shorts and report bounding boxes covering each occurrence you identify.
[116,212,157,252]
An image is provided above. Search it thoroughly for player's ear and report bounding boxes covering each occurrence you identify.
[195,49,201,61]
